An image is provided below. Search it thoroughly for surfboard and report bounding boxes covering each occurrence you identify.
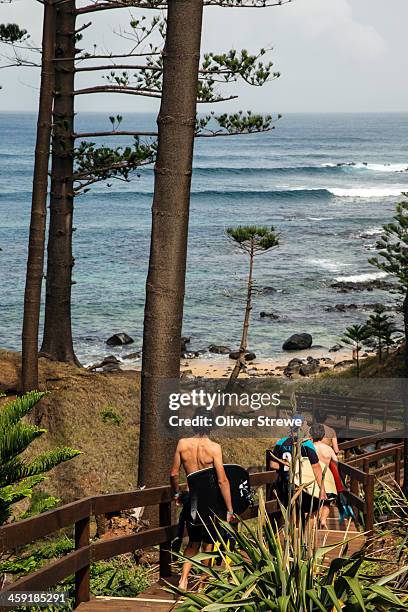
[187,464,252,524]
[294,458,338,498]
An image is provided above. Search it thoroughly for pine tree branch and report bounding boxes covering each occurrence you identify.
[73,129,158,138]
[73,126,273,139]
[75,63,159,72]
[73,84,237,102]
[74,84,162,97]
[77,0,291,15]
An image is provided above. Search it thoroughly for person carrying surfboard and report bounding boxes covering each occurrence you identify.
[170,415,234,591]
[269,415,327,523]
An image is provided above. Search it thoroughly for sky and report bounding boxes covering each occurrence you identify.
[0,0,407,113]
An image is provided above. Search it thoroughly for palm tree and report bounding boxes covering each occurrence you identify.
[366,304,396,364]
[0,391,80,524]
[341,324,371,377]
[226,226,279,384]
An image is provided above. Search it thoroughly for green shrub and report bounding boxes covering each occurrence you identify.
[0,391,80,524]
[100,407,123,426]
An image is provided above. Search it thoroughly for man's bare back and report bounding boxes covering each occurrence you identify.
[170,435,233,517]
[177,437,221,476]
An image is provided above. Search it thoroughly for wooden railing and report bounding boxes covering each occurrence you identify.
[0,470,278,609]
[346,444,404,481]
[277,394,404,435]
[337,461,375,535]
[1,432,402,609]
[339,430,404,458]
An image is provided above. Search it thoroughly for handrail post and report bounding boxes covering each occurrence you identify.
[364,473,375,540]
[159,500,172,578]
[74,515,90,608]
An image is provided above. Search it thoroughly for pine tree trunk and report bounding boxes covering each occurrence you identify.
[40,0,79,365]
[402,291,408,497]
[22,0,56,392]
[228,241,255,383]
[138,0,204,488]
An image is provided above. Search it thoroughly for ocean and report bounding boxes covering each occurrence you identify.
[0,112,407,365]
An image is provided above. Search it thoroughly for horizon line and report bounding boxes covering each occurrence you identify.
[1,109,408,115]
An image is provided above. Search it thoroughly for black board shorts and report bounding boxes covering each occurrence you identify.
[186,515,219,545]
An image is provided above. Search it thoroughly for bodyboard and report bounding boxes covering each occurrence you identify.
[187,464,252,525]
[294,458,337,498]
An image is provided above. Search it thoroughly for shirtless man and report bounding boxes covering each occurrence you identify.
[310,423,338,528]
[170,420,233,591]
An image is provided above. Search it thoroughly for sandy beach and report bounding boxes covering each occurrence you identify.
[180,347,357,378]
[116,346,357,378]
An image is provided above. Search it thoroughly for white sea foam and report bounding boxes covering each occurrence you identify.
[355,163,408,173]
[334,271,388,283]
[283,186,407,197]
[329,187,407,198]
[357,227,383,238]
[308,258,352,272]
[321,162,408,173]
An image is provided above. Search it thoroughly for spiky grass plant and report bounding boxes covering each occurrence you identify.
[170,490,407,611]
[0,391,80,524]
[169,438,408,611]
[371,479,408,591]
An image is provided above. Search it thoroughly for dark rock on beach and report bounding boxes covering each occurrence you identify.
[282,333,313,351]
[209,344,231,354]
[284,355,323,378]
[283,358,303,378]
[106,333,134,346]
[122,352,141,360]
[229,350,256,361]
[299,359,320,376]
[329,344,342,352]
[88,355,122,372]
